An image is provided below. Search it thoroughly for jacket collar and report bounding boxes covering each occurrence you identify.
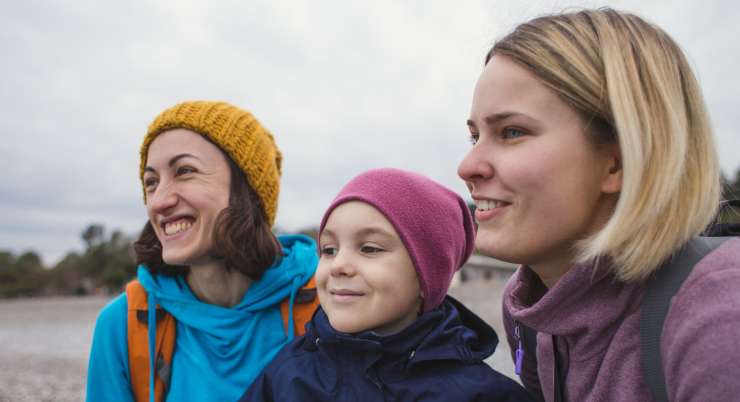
[505,261,643,361]
[305,296,498,370]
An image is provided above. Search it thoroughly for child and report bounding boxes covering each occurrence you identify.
[240,168,533,402]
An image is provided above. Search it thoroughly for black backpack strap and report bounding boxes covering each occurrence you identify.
[640,236,730,402]
[703,199,740,236]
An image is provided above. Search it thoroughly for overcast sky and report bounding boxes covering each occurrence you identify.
[1,0,738,265]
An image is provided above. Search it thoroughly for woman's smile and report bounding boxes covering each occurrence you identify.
[162,217,195,236]
[472,198,511,222]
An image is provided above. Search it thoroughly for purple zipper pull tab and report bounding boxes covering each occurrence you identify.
[515,345,524,375]
[514,321,524,375]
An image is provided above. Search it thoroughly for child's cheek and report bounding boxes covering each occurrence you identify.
[315,264,331,304]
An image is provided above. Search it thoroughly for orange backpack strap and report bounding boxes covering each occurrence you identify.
[280,275,319,337]
[126,280,176,402]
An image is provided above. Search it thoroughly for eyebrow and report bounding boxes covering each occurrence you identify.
[356,227,395,239]
[467,112,531,129]
[320,226,396,240]
[144,153,198,173]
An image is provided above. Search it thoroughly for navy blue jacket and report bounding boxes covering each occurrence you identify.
[240,296,534,402]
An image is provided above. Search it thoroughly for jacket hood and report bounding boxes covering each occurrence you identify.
[136,234,318,401]
[304,295,498,370]
[138,234,317,334]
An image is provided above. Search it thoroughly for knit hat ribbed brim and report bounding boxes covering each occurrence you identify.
[140,100,282,226]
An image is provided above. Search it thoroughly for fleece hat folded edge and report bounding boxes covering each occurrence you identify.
[319,168,476,312]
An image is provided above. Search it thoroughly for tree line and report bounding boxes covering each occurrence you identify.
[0,224,137,297]
[1,169,739,298]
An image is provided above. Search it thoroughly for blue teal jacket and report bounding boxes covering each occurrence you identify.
[86,235,318,402]
[240,296,534,402]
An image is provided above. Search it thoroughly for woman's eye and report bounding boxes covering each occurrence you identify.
[144,177,158,191]
[320,246,337,256]
[502,128,526,140]
[468,132,479,145]
[176,166,196,176]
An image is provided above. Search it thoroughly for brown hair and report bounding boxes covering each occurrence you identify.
[134,150,283,279]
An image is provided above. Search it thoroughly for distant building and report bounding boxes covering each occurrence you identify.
[451,254,517,287]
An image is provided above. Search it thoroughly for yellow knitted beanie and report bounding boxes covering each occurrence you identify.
[140,100,282,226]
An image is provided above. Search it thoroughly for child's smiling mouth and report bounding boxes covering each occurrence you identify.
[329,288,366,303]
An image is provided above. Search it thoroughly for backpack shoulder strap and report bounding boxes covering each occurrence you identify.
[280,275,319,337]
[640,236,731,402]
[126,279,177,402]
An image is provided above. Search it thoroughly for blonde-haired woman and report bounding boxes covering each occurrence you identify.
[458,8,740,402]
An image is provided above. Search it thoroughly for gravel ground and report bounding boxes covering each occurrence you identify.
[0,296,109,402]
[0,275,515,401]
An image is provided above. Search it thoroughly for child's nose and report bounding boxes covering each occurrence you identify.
[329,249,356,277]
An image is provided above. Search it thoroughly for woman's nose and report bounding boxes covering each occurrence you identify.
[457,143,494,186]
[146,183,178,214]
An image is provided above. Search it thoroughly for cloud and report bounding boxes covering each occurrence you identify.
[1,0,738,264]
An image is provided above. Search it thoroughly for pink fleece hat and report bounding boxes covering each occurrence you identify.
[319,168,476,312]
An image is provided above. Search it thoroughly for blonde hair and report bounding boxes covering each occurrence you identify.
[489,8,720,282]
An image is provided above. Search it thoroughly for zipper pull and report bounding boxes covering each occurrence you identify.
[514,321,524,375]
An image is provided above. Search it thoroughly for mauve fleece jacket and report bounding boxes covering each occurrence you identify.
[502,238,740,402]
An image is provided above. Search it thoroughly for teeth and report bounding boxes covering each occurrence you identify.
[475,200,503,211]
[164,219,192,236]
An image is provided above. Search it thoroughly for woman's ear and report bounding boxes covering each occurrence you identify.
[601,145,622,194]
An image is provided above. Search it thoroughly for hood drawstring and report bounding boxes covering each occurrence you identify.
[147,291,158,402]
[287,276,301,341]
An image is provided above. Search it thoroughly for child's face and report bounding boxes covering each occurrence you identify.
[317,201,422,336]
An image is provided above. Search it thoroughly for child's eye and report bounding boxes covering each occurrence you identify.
[360,245,383,254]
[176,166,196,176]
[468,132,479,145]
[501,127,526,140]
[320,246,337,256]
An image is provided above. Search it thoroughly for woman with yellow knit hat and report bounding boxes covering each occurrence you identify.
[85,101,319,402]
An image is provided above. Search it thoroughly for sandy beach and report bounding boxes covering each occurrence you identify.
[0,275,514,402]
